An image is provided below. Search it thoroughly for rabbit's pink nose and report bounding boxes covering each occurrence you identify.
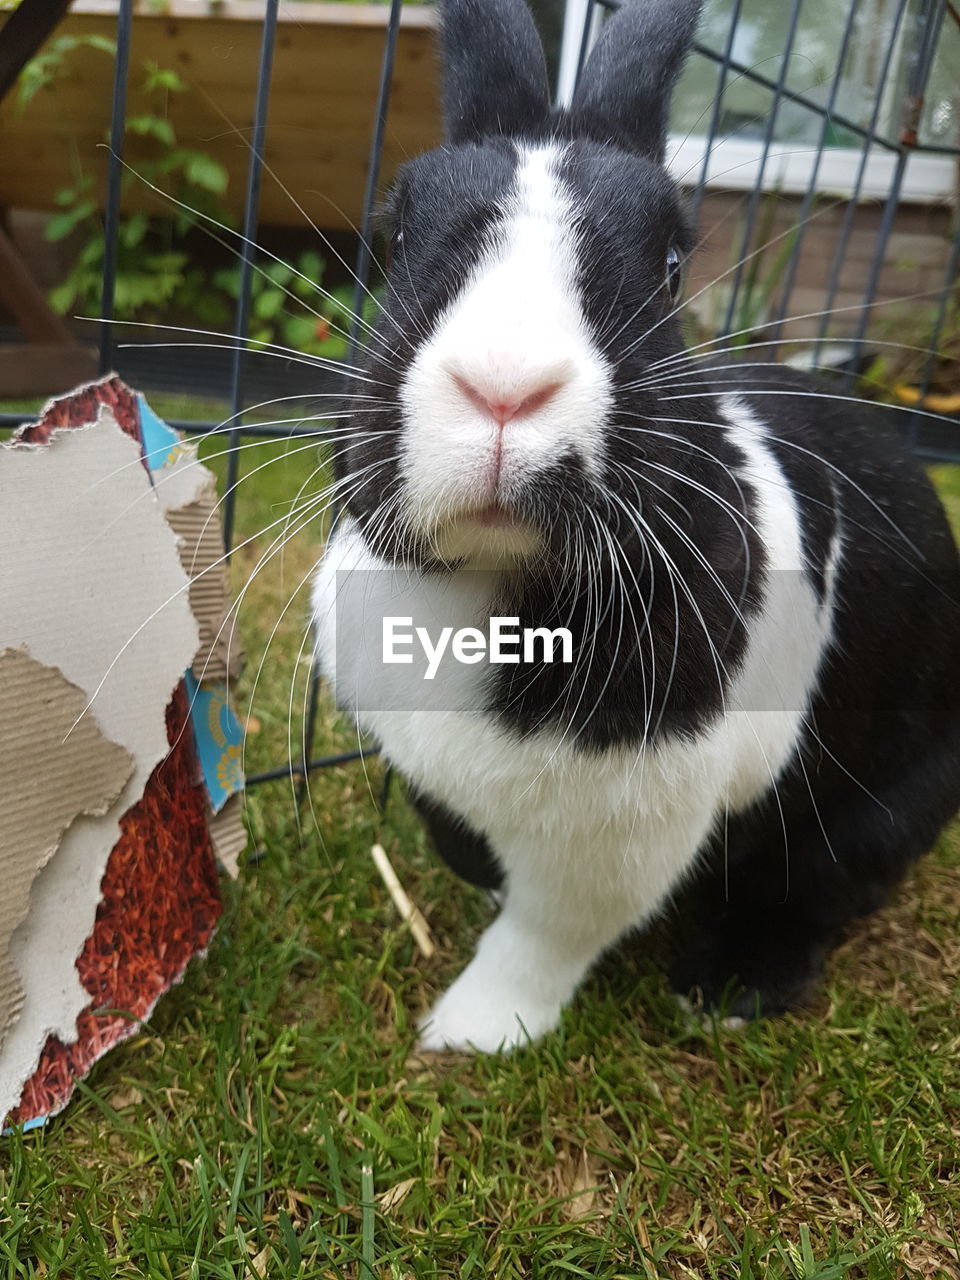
[450,361,570,427]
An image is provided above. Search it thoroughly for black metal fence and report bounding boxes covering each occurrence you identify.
[4,0,958,788]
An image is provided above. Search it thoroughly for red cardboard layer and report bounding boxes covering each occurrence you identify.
[16,375,141,446]
[6,686,221,1128]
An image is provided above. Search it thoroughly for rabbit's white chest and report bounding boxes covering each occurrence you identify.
[312,487,829,935]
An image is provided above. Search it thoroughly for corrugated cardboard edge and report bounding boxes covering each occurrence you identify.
[208,794,246,880]
[0,650,133,1053]
[158,455,244,684]
[156,448,248,873]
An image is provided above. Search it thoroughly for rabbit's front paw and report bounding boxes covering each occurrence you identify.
[418,960,561,1053]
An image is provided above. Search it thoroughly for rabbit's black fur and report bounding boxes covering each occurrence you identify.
[314,0,960,1050]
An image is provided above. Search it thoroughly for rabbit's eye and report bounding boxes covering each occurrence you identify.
[386,227,403,271]
[665,245,683,300]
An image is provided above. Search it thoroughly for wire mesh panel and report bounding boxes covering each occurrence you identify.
[562,0,959,437]
[7,0,957,786]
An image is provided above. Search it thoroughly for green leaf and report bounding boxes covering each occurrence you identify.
[278,1212,300,1270]
[313,331,349,359]
[15,34,115,111]
[154,148,188,176]
[119,211,150,248]
[48,280,78,315]
[44,201,96,241]
[263,260,293,288]
[143,250,189,274]
[84,35,117,57]
[283,315,319,350]
[193,292,232,329]
[115,265,185,311]
[212,265,241,297]
[298,249,325,281]
[173,207,202,237]
[77,238,105,268]
[181,152,229,195]
[256,290,287,322]
[291,250,326,299]
[142,61,186,95]
[126,114,176,145]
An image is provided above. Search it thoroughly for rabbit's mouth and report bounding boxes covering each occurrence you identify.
[469,502,515,528]
[429,503,543,567]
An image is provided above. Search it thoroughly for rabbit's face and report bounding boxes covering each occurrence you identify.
[392,141,605,565]
[335,0,702,568]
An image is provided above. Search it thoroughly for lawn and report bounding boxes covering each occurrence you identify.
[2,394,960,1278]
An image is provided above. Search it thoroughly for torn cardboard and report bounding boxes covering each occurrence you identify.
[6,683,222,1129]
[141,393,243,685]
[2,376,249,1127]
[20,377,248,874]
[142,395,248,877]
[0,649,133,1052]
[208,795,248,880]
[0,410,200,1121]
[165,466,236,681]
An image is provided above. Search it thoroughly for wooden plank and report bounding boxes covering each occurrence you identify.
[0,344,98,397]
[0,226,74,343]
[57,1,436,29]
[0,4,441,230]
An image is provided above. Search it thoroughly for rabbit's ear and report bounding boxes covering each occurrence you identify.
[570,0,703,162]
[439,0,551,144]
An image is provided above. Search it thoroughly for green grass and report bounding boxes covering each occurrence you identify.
[2,401,960,1278]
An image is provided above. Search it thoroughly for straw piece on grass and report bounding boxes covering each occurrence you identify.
[370,843,435,959]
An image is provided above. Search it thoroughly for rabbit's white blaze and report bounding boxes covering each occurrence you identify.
[398,143,613,562]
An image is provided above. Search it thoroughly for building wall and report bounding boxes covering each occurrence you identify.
[686,190,957,350]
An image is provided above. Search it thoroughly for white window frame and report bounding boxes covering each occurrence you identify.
[556,0,956,205]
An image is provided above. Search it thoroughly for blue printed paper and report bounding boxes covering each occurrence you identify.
[138,394,191,473]
[183,671,245,813]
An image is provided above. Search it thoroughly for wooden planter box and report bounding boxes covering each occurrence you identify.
[0,0,440,230]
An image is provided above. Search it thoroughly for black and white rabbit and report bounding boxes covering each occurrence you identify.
[312,0,960,1051]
